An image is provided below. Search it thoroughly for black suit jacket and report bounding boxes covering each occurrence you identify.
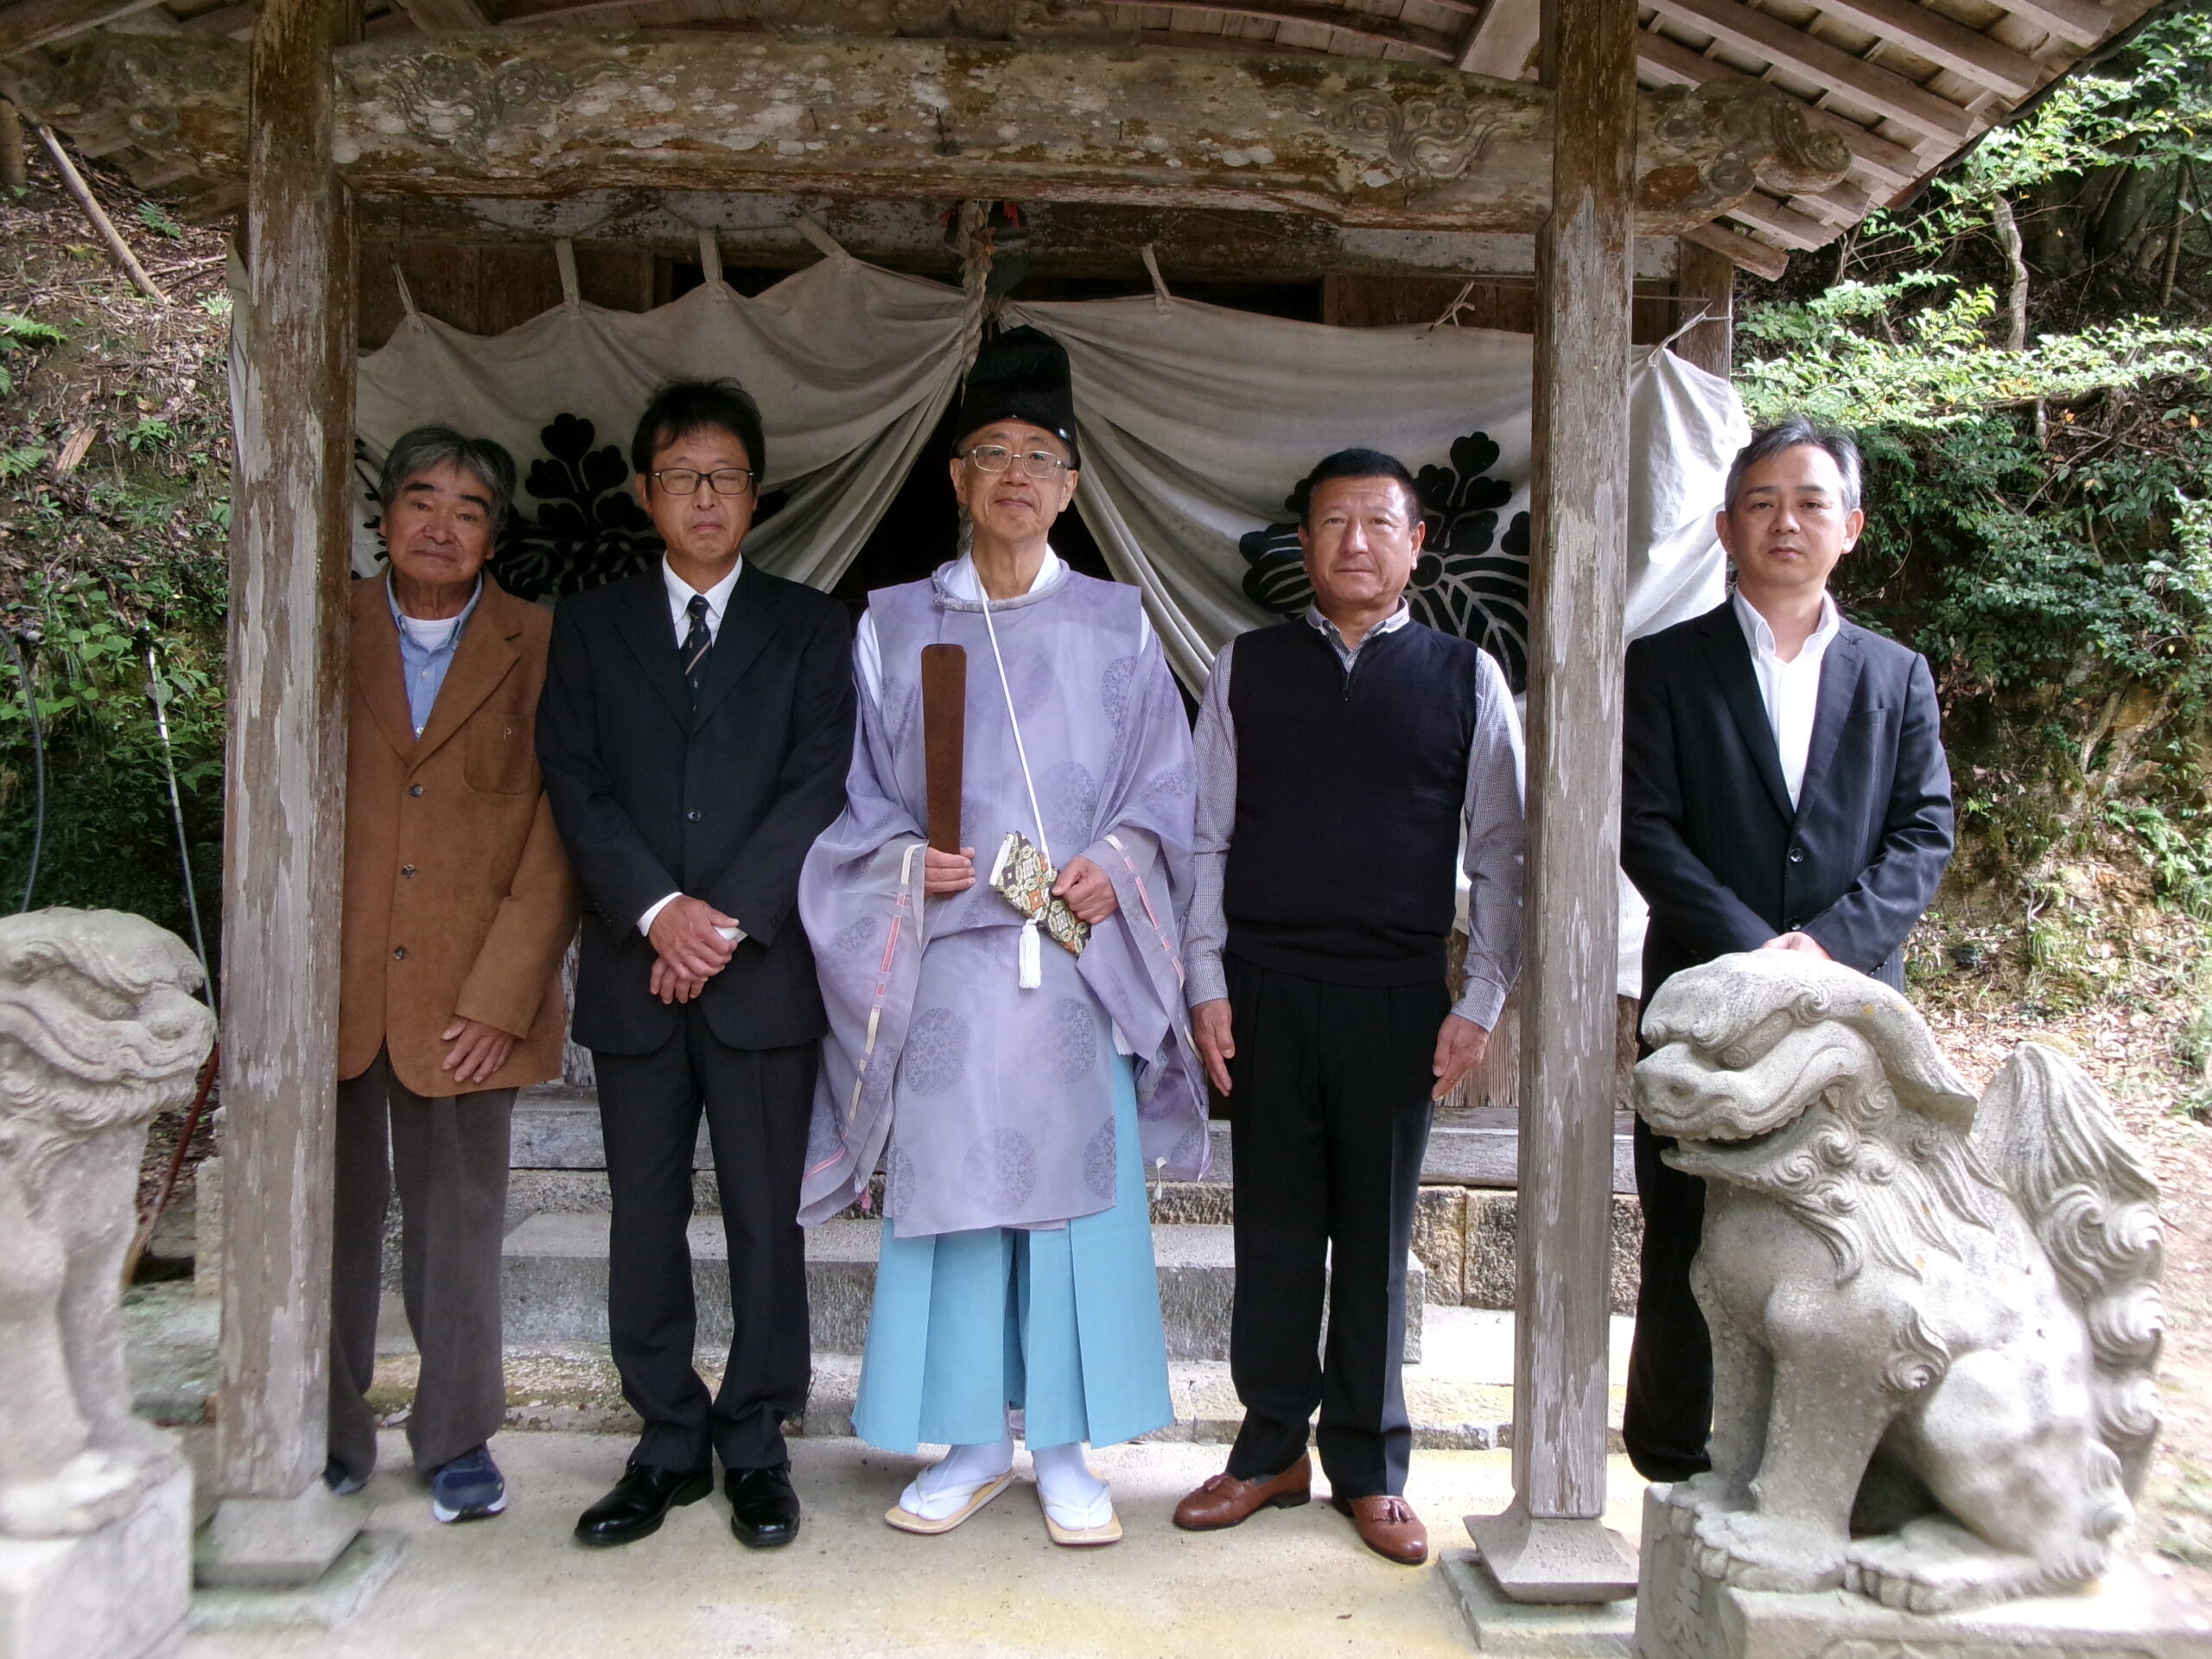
[537,563,855,1054]
[1622,599,1953,1001]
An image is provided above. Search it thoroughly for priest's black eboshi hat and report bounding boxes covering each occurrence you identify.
[953,325,1080,467]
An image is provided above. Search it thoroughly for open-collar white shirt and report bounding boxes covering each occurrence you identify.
[1732,588,1840,810]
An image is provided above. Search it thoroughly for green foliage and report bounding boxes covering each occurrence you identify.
[1738,277,2212,429]
[1733,3,2212,874]
[0,564,226,944]
[134,201,183,240]
[0,309,64,397]
[2106,802,2212,915]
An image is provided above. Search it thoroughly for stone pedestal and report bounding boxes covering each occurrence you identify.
[0,1460,192,1659]
[197,1481,365,1587]
[1638,1489,2212,1659]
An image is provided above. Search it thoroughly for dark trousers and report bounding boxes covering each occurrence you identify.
[328,1048,514,1483]
[1623,1114,1713,1482]
[1222,955,1440,1500]
[593,1008,815,1473]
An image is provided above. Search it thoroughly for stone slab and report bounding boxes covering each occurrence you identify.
[508,1087,1637,1192]
[0,1460,192,1659]
[499,1213,1423,1363]
[1638,1488,2212,1659]
[188,1529,407,1633]
[1440,1549,1637,1656]
[195,1482,365,1588]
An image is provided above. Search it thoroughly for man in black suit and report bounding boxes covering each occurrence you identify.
[1619,414,1953,1483]
[537,379,854,1548]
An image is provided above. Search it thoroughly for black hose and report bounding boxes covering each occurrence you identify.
[3,631,45,913]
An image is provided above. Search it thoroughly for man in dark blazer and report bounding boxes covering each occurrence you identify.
[1619,414,1953,1484]
[537,378,855,1549]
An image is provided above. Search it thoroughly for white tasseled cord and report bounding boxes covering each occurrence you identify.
[979,589,1052,989]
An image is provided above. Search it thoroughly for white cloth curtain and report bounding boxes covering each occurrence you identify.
[346,256,1747,990]
[1008,293,1740,690]
[353,252,971,588]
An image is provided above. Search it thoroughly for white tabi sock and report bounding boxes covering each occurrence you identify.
[899,1429,1015,1522]
[1030,1441,1113,1530]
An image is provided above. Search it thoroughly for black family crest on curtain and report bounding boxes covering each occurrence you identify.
[1238,430,1531,692]
[493,414,662,601]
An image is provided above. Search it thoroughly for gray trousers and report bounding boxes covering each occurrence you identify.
[327,1047,514,1482]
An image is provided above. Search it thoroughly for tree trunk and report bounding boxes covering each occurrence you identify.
[1990,192,2028,350]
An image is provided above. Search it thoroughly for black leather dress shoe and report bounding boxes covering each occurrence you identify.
[574,1462,713,1547]
[727,1465,801,1548]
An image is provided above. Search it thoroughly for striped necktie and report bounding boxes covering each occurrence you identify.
[682,593,712,708]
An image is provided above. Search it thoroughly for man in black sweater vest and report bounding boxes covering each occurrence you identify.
[1172,449,1526,1566]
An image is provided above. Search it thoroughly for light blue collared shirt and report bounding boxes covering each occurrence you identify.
[387,575,483,741]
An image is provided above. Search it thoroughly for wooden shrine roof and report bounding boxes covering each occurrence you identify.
[0,0,2174,271]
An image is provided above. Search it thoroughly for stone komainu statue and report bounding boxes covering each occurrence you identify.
[0,908,214,1538]
[1635,951,2162,1614]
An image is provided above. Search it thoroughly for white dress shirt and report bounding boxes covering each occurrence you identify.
[639,556,749,938]
[1732,588,1840,809]
[662,555,744,646]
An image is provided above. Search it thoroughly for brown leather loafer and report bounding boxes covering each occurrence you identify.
[1334,1494,1428,1565]
[1172,1457,1313,1530]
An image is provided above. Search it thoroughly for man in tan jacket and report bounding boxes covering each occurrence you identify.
[329,425,575,1523]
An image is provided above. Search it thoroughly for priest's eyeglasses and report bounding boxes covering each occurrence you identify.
[962,444,1071,478]
[652,467,757,497]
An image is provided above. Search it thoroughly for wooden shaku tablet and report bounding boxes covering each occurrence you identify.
[919,643,966,855]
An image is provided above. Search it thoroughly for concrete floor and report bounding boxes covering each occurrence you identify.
[183,1433,1653,1659]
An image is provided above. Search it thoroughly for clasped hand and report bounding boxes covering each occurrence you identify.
[648,893,740,1005]
[922,844,1118,925]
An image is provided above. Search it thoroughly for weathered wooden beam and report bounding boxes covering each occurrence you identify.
[1461,0,1639,1607]
[1456,0,1541,76]
[396,0,496,29]
[0,0,165,57]
[1671,231,1732,375]
[1722,186,1834,248]
[500,0,1471,49]
[362,192,1683,276]
[1643,0,1976,142]
[1984,0,2108,48]
[16,31,1850,235]
[1806,0,2044,99]
[198,0,361,1589]
[1682,215,1788,277]
[1636,24,1928,189]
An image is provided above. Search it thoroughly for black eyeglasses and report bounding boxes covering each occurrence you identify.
[961,444,1071,478]
[652,467,756,497]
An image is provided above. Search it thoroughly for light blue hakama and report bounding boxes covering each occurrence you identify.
[852,1055,1172,1452]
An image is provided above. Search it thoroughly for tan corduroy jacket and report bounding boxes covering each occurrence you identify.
[338,573,577,1097]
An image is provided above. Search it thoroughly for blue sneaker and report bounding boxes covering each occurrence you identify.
[324,1460,366,1497]
[428,1446,507,1523]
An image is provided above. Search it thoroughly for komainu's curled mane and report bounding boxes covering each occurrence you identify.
[1635,952,2163,1614]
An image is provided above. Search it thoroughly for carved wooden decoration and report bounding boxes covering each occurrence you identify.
[10,31,1848,233]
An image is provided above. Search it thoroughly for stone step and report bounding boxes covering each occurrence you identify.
[500,1213,1422,1363]
[511,1085,1637,1193]
[124,1286,1627,1453]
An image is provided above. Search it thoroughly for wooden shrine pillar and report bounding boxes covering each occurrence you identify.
[1674,235,1737,379]
[1464,0,1643,1605]
[200,0,362,1586]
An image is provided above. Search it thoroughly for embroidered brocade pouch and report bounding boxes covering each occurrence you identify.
[988,830,1089,957]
